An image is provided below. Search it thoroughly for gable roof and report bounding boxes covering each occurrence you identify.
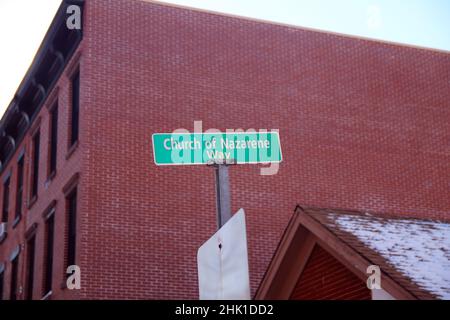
[256,205,450,299]
[301,206,450,299]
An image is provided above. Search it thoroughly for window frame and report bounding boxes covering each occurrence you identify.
[14,155,24,223]
[48,101,59,178]
[66,188,77,269]
[30,130,41,202]
[43,208,55,297]
[1,175,10,223]
[25,233,36,300]
[70,69,80,148]
[10,253,19,300]
[0,264,4,300]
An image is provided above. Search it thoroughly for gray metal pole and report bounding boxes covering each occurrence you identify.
[215,164,232,229]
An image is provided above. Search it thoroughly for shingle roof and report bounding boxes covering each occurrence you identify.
[300,206,450,300]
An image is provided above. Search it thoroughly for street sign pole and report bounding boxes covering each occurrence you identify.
[208,159,236,229]
[215,164,231,229]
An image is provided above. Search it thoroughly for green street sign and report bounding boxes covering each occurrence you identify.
[152,132,282,165]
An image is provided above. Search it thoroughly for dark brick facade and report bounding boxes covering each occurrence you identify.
[0,0,449,299]
[290,245,371,300]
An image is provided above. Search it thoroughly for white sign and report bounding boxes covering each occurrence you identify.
[197,208,250,300]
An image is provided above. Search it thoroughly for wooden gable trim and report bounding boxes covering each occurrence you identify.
[256,206,416,300]
[255,209,316,299]
[297,210,416,300]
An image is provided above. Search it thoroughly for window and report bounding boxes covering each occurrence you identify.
[67,189,77,268]
[1,177,10,222]
[70,70,80,146]
[43,213,54,296]
[0,266,4,300]
[25,234,36,300]
[31,131,40,199]
[49,103,58,175]
[15,157,24,220]
[10,255,19,300]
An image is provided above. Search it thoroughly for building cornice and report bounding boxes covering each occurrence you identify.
[0,0,84,173]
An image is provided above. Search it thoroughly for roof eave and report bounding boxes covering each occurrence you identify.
[0,0,84,172]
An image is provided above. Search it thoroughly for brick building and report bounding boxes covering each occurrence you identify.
[0,0,449,300]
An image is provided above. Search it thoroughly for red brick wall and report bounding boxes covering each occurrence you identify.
[79,0,449,299]
[290,245,371,300]
[1,0,450,300]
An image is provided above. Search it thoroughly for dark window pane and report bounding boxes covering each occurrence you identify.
[49,104,58,174]
[26,235,36,300]
[44,214,54,295]
[0,271,4,300]
[71,71,80,146]
[31,132,40,198]
[15,158,24,218]
[2,178,10,222]
[10,256,19,300]
[67,189,77,268]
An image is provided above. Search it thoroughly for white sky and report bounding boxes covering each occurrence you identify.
[0,0,449,117]
[0,0,61,117]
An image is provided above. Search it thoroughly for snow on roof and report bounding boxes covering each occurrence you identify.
[330,213,450,299]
